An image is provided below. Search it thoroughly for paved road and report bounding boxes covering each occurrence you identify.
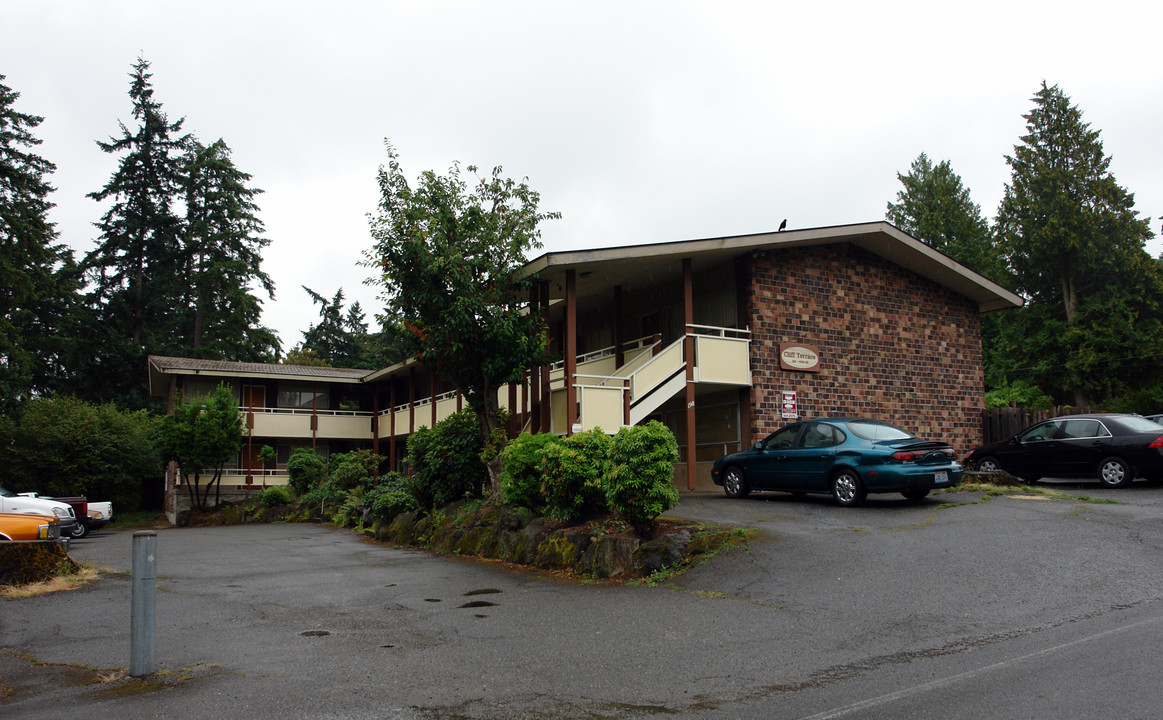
[3,481,1163,719]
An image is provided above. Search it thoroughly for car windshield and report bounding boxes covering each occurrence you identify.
[0,486,13,497]
[1114,416,1163,434]
[845,420,915,441]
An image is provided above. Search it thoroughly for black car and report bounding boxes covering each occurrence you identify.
[965,413,1163,487]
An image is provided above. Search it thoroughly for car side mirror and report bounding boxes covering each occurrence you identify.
[754,441,764,450]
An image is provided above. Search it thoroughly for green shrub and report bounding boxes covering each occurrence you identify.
[256,485,294,507]
[331,486,366,527]
[286,448,326,495]
[540,428,611,521]
[604,421,680,535]
[297,479,348,509]
[362,473,420,525]
[5,396,161,512]
[328,449,383,491]
[406,411,487,508]
[499,432,559,511]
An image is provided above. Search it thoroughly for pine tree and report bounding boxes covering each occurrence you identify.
[182,138,279,362]
[0,75,79,416]
[994,82,1162,406]
[886,153,1006,284]
[81,58,189,404]
[297,287,365,367]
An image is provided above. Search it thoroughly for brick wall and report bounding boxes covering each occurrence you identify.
[745,244,984,454]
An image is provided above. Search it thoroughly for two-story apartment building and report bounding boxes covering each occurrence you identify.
[149,221,1021,521]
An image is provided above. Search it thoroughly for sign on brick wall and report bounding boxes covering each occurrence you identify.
[779,343,820,372]
[781,390,798,419]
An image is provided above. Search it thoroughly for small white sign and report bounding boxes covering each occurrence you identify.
[781,390,798,419]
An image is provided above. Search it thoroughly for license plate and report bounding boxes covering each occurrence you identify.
[935,470,948,483]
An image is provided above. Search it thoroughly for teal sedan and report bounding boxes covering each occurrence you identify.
[711,418,963,506]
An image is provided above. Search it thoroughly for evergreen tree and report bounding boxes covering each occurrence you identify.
[81,57,190,405]
[0,75,80,416]
[994,82,1162,406]
[182,138,279,362]
[297,287,365,368]
[886,152,1006,283]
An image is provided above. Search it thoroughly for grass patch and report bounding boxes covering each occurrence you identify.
[109,510,169,529]
[1,562,102,599]
[944,482,1121,505]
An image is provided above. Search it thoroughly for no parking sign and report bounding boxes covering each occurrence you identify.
[781,390,798,419]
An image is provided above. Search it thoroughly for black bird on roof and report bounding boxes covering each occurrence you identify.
[778,219,787,232]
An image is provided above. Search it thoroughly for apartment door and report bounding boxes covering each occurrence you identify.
[242,384,265,410]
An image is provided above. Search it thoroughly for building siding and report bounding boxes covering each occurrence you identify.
[746,244,984,454]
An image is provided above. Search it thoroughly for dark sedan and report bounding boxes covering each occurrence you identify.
[711,418,963,506]
[965,413,1163,487]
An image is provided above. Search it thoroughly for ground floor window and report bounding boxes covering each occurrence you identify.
[276,442,329,465]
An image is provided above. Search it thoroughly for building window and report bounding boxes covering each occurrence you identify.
[181,379,238,403]
[277,383,329,410]
[276,443,329,465]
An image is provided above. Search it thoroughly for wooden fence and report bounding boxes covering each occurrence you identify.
[979,406,1093,445]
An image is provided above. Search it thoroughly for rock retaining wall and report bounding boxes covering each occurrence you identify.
[369,502,743,579]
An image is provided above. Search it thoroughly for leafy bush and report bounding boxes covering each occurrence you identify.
[985,379,1054,409]
[286,448,326,495]
[406,411,487,508]
[256,485,294,507]
[362,473,420,525]
[499,432,559,511]
[604,421,680,535]
[328,449,383,491]
[540,428,611,521]
[4,396,161,512]
[297,479,347,508]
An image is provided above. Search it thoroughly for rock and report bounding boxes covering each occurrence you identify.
[633,529,692,575]
[580,534,640,578]
[533,528,592,571]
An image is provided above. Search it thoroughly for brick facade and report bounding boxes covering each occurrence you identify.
[745,244,984,454]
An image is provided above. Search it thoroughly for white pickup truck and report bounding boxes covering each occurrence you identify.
[11,492,111,538]
[0,485,77,537]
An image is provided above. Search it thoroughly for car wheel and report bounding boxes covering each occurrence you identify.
[1098,457,1133,488]
[831,470,866,507]
[69,522,88,539]
[901,488,930,502]
[723,467,750,499]
[975,457,1001,473]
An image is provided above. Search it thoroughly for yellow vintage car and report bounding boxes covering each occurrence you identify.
[0,512,62,541]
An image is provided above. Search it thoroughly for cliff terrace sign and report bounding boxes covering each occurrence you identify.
[779,343,820,373]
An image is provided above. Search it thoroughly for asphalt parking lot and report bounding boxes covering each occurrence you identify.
[4,480,1163,719]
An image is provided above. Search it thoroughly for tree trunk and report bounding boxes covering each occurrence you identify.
[474,388,506,500]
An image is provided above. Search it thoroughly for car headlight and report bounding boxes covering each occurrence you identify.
[52,507,65,517]
[38,523,51,539]
[91,510,105,519]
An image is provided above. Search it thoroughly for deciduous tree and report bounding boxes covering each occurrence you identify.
[367,141,558,496]
[156,384,242,513]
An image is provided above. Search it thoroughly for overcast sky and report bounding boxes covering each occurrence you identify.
[5,0,1161,350]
